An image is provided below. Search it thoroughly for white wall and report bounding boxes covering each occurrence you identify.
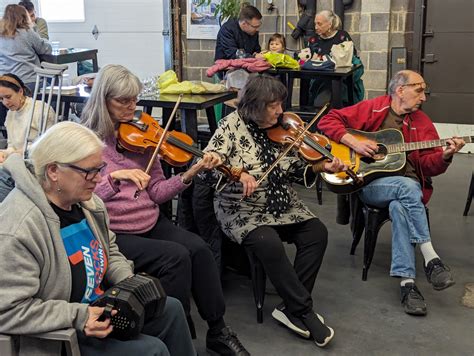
[1,0,169,80]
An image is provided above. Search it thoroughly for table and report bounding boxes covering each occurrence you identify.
[268,64,362,110]
[54,85,237,141]
[41,48,99,73]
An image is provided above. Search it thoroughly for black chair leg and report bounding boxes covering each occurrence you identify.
[351,225,364,255]
[362,207,390,281]
[246,250,266,324]
[463,172,474,216]
[316,174,323,205]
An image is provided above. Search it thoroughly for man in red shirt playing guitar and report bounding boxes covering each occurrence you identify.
[318,70,466,316]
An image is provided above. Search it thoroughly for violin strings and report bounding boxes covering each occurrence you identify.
[165,135,204,157]
[292,127,334,160]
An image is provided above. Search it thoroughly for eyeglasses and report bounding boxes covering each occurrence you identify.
[246,20,262,29]
[113,97,139,106]
[58,162,107,181]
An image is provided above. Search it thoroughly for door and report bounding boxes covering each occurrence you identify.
[45,0,171,80]
[420,0,474,125]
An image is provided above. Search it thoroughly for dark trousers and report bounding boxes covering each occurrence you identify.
[115,214,226,323]
[77,297,196,356]
[243,218,328,317]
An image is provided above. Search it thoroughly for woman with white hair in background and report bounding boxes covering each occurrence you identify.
[0,121,196,356]
[308,10,361,106]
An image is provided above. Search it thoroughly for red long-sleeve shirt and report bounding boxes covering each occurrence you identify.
[317,95,451,203]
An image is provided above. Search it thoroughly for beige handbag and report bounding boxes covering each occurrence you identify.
[330,41,354,68]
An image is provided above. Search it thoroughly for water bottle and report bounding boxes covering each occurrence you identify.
[236,49,245,59]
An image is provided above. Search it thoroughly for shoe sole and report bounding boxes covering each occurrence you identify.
[271,309,311,338]
[404,306,427,316]
[314,326,335,348]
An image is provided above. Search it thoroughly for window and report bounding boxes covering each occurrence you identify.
[38,0,85,22]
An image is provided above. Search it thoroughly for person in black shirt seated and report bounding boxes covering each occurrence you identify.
[214,5,262,61]
[308,10,358,107]
[309,10,354,59]
[0,121,196,356]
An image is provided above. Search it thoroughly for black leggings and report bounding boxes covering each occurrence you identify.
[115,214,225,322]
[243,218,328,317]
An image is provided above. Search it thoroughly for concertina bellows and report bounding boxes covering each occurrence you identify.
[91,273,167,340]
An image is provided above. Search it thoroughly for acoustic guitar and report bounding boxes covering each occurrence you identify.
[321,128,473,194]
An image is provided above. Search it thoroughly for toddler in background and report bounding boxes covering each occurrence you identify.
[261,33,286,54]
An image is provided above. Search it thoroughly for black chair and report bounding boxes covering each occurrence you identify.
[463,171,474,216]
[350,195,429,281]
[221,238,266,323]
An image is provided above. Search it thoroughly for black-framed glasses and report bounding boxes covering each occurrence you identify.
[58,162,108,181]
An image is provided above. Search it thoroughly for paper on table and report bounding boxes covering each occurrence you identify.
[42,85,78,94]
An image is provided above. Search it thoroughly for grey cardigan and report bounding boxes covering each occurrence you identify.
[0,154,133,355]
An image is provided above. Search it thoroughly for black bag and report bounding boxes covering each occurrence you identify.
[91,273,167,340]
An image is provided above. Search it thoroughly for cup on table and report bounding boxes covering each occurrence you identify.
[51,41,60,54]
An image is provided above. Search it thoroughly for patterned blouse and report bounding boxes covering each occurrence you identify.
[202,111,318,244]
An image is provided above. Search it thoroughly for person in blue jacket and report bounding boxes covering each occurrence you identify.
[214,5,262,61]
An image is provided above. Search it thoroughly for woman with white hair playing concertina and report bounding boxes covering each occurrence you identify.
[0,121,195,356]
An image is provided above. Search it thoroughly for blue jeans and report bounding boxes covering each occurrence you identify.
[358,176,431,279]
[77,297,196,356]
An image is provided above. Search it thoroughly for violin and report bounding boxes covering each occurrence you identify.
[266,112,334,163]
[266,111,362,185]
[117,111,242,182]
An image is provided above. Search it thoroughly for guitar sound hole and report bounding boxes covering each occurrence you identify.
[372,144,387,161]
[360,144,388,163]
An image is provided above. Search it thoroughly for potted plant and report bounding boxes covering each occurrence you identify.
[197,0,249,24]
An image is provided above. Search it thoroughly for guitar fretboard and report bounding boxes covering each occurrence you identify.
[387,136,473,153]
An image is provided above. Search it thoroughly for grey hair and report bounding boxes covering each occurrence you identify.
[29,121,104,185]
[316,10,342,31]
[237,74,287,126]
[388,70,413,97]
[81,64,142,139]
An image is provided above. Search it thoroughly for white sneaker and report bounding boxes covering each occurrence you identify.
[271,303,325,339]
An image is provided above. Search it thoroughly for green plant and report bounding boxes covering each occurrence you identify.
[197,0,249,23]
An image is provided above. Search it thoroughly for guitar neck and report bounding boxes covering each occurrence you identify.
[388,136,474,153]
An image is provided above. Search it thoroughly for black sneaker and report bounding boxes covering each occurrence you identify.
[424,258,455,291]
[206,326,250,356]
[400,283,427,316]
[300,311,335,348]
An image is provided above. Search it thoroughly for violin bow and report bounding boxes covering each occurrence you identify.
[134,94,183,199]
[256,103,329,186]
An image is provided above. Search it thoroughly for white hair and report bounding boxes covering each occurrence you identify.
[29,121,104,185]
[316,10,342,31]
[81,64,142,139]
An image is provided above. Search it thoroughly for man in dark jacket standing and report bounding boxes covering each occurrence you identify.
[214,5,262,60]
[318,70,465,317]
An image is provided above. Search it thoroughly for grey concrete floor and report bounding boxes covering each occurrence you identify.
[191,153,474,356]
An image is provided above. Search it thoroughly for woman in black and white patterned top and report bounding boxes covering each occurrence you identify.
[202,74,346,348]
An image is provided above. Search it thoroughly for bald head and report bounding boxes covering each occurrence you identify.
[388,70,424,96]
